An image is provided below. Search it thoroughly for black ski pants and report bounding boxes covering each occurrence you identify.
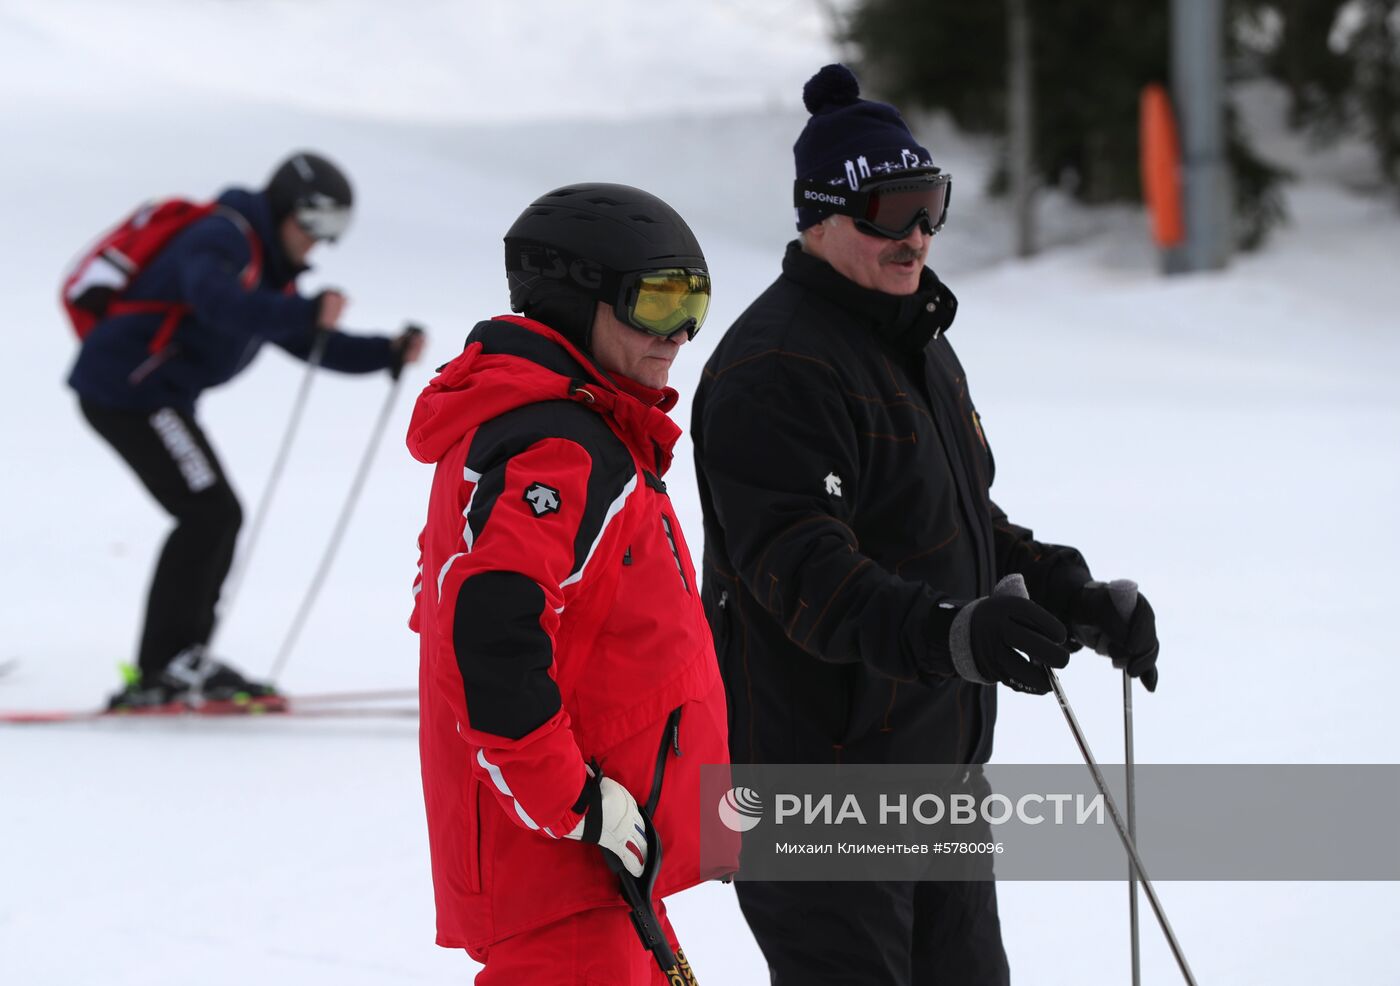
[735,876,1011,985]
[80,400,242,679]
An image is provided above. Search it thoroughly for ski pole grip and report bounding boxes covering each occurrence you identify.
[390,323,425,382]
[991,573,1029,600]
[601,809,684,976]
[310,326,331,366]
[1105,579,1139,622]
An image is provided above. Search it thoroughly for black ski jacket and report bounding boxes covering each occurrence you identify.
[692,242,1089,766]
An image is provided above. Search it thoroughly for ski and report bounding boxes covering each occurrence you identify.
[284,687,416,705]
[0,698,417,725]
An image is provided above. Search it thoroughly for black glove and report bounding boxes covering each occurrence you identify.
[1069,579,1160,692]
[948,574,1070,695]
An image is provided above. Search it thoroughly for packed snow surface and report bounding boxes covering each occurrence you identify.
[1,3,1396,983]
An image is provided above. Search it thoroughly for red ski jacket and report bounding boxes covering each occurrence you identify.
[407,316,732,950]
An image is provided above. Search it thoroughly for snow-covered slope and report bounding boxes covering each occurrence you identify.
[2,3,1397,984]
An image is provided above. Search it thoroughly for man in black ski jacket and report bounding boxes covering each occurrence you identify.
[692,64,1161,984]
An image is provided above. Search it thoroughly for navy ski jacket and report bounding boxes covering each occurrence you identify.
[67,188,394,412]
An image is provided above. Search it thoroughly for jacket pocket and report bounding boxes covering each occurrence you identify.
[660,512,693,595]
[644,706,684,816]
[702,569,736,653]
[464,771,482,894]
[835,664,867,748]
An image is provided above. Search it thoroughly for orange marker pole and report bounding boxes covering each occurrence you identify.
[1140,83,1185,250]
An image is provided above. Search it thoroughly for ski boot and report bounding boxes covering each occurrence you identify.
[108,648,288,715]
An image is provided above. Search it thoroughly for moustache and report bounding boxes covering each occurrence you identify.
[882,246,924,264]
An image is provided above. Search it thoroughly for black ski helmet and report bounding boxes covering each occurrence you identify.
[264,151,354,241]
[504,182,707,351]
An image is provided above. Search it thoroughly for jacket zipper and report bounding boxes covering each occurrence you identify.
[660,513,692,594]
[917,348,995,595]
[643,707,683,817]
[912,346,998,763]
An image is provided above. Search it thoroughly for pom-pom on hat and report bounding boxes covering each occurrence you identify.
[793,64,934,230]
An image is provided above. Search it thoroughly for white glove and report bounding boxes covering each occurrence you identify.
[565,773,648,878]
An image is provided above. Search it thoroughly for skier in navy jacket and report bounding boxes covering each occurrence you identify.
[69,151,425,712]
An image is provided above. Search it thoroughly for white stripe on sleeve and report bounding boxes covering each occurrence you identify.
[476,748,557,837]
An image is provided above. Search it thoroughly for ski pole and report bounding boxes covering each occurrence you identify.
[267,325,422,682]
[212,329,328,649]
[1100,579,1145,986]
[1047,667,1196,984]
[1125,668,1141,986]
[995,574,1197,984]
[600,811,697,984]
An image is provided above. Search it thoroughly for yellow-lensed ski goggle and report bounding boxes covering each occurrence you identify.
[616,267,711,340]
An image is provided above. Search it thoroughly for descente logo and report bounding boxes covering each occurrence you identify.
[803,190,848,206]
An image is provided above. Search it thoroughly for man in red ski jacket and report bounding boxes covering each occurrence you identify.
[407,183,732,984]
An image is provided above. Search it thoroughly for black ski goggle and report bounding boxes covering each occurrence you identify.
[795,170,952,240]
[613,267,711,340]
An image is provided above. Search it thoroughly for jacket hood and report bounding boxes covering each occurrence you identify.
[407,316,682,472]
[215,187,302,285]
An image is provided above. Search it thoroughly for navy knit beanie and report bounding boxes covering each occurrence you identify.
[793,64,934,230]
